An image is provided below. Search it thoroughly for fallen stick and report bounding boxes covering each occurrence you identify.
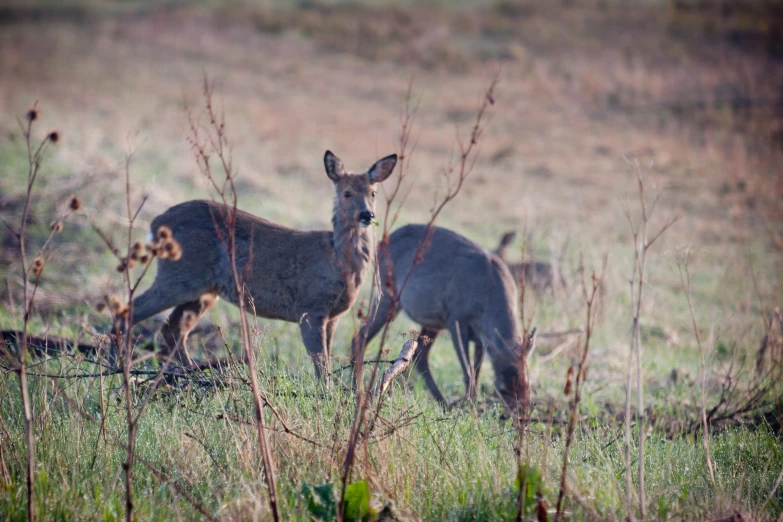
[375,339,418,398]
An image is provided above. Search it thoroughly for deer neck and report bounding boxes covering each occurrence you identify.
[485,300,521,358]
[331,215,373,288]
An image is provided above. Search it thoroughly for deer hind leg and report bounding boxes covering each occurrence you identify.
[159,292,218,367]
[350,294,398,390]
[449,321,476,400]
[470,327,485,394]
[108,280,205,365]
[412,327,448,407]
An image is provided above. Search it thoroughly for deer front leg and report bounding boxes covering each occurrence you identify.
[325,317,339,361]
[350,293,398,391]
[470,327,485,395]
[413,328,448,407]
[300,313,329,378]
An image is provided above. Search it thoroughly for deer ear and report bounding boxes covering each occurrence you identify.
[501,231,517,247]
[368,153,397,183]
[324,150,345,182]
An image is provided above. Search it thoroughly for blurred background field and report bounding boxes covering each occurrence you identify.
[0,0,782,520]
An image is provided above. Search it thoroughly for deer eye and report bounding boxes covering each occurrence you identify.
[344,191,352,198]
[371,191,377,198]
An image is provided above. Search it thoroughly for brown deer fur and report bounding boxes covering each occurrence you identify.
[121,151,397,377]
[351,224,532,411]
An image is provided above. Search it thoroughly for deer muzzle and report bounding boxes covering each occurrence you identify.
[358,210,375,228]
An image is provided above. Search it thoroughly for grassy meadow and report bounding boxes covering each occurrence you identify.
[1,0,782,520]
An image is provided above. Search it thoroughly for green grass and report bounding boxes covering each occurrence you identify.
[0,353,781,521]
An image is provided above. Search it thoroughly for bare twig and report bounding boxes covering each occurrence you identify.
[185,77,280,521]
[674,248,716,486]
[554,256,606,521]
[11,105,74,522]
[340,74,499,521]
[622,159,679,520]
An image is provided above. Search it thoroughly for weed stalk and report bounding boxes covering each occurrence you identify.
[12,105,75,522]
[554,256,605,521]
[622,160,678,520]
[186,76,280,521]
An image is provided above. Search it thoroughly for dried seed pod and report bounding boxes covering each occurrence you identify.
[564,366,574,396]
[95,302,107,313]
[26,109,38,122]
[50,220,63,234]
[48,131,60,143]
[31,256,45,276]
[69,196,81,211]
[157,226,172,241]
[199,293,215,310]
[132,241,143,253]
[139,254,150,265]
[168,241,182,261]
[110,295,123,313]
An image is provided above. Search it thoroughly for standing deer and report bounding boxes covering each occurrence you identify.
[117,150,397,377]
[351,224,534,411]
[494,231,567,296]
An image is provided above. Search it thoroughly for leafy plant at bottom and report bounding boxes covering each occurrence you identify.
[301,480,375,521]
[514,464,544,519]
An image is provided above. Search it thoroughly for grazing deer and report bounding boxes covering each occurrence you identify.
[351,224,534,411]
[117,151,397,377]
[494,231,567,296]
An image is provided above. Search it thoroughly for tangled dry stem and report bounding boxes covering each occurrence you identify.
[339,72,499,521]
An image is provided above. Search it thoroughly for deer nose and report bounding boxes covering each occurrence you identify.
[358,210,375,227]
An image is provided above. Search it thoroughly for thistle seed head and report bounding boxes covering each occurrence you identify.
[157,226,172,241]
[31,256,45,276]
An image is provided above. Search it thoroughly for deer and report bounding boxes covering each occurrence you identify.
[494,231,567,296]
[351,224,534,413]
[115,150,397,378]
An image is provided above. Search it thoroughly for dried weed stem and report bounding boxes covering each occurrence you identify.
[554,256,606,522]
[622,160,679,520]
[10,104,75,522]
[341,73,499,521]
[186,76,280,521]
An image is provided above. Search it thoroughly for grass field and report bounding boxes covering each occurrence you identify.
[1,0,782,520]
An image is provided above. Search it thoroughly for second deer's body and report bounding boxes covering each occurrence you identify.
[352,224,531,410]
